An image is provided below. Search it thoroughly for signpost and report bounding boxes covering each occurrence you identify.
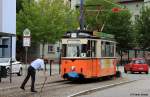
[23,28,31,74]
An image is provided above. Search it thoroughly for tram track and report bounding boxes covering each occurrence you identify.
[68,79,138,97]
[0,77,136,97]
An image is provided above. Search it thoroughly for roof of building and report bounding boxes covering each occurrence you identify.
[0,32,16,37]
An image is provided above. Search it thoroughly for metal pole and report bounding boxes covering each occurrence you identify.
[80,0,84,30]
[10,36,12,83]
[59,41,61,74]
[120,50,122,66]
[128,50,129,63]
[135,49,137,58]
[25,47,28,75]
[49,60,52,76]
[59,52,61,74]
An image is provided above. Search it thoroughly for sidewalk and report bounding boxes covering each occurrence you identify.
[0,64,62,91]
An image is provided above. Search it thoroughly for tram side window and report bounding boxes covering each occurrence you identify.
[101,41,114,57]
[81,44,87,57]
[92,41,96,57]
[87,40,96,57]
[101,42,105,57]
[110,44,114,57]
[62,44,67,57]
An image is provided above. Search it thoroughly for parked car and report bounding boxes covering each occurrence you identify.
[124,58,149,74]
[0,58,23,76]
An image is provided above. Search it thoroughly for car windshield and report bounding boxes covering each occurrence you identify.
[0,58,10,63]
[133,60,145,64]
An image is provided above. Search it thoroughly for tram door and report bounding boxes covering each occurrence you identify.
[88,40,97,76]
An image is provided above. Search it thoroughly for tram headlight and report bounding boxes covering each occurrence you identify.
[71,66,76,71]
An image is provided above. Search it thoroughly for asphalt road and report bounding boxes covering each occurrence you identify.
[77,78,150,97]
[76,67,150,97]
[1,66,150,97]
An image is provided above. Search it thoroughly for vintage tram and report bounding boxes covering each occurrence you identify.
[60,30,118,80]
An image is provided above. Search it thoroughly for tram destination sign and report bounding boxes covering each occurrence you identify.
[62,39,87,44]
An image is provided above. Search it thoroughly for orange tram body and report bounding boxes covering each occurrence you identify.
[60,30,118,80]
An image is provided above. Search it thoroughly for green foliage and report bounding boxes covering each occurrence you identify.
[17,0,79,44]
[84,0,133,49]
[84,0,121,31]
[135,6,150,49]
[104,10,133,49]
[16,0,23,13]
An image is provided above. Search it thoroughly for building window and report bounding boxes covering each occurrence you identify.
[135,14,139,20]
[48,45,54,53]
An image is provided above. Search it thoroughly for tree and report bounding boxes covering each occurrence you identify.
[17,0,78,43]
[16,0,23,13]
[84,0,119,31]
[134,6,150,49]
[104,10,134,50]
[84,0,133,50]
[17,0,79,58]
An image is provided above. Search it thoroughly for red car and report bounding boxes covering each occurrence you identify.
[124,58,149,74]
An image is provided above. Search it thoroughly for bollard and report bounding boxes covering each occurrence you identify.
[0,66,1,82]
[49,60,53,76]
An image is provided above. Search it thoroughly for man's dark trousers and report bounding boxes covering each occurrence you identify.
[21,66,36,91]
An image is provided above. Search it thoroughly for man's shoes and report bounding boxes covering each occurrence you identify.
[31,90,37,92]
[20,86,25,90]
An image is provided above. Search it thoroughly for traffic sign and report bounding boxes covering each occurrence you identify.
[23,28,31,36]
[23,37,31,47]
[23,28,31,47]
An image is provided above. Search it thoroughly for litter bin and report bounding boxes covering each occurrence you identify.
[0,66,7,78]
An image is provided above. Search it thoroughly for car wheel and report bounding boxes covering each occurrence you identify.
[17,68,23,76]
[131,71,134,74]
[146,71,149,74]
[6,68,10,76]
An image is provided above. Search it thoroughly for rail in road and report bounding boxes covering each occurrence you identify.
[0,77,135,97]
[68,80,138,97]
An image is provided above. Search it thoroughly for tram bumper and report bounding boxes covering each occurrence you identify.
[63,72,84,80]
[68,72,79,78]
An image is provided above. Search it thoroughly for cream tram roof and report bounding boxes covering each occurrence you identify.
[62,30,115,40]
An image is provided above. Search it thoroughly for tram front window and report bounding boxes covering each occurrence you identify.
[62,44,87,57]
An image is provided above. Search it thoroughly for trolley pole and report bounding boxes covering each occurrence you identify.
[80,0,84,30]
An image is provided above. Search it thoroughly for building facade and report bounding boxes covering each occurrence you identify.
[64,0,80,9]
[144,0,150,6]
[118,0,144,21]
[0,0,16,58]
[64,0,149,21]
